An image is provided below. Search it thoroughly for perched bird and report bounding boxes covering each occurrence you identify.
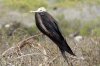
[30,7,75,58]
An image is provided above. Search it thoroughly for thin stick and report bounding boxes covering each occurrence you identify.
[13,53,48,60]
[17,33,42,49]
[1,33,42,56]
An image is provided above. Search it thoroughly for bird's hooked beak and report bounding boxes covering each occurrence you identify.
[30,10,38,13]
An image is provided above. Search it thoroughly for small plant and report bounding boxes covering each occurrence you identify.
[80,23,91,36]
[92,28,100,36]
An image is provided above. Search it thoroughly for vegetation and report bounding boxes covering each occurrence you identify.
[92,27,100,36]
[56,14,100,37]
[54,0,100,8]
[0,23,100,66]
[1,0,100,37]
[3,0,100,11]
[3,0,48,11]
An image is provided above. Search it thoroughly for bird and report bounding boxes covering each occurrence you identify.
[30,7,75,59]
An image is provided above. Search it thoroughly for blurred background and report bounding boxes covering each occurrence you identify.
[0,0,100,36]
[0,0,100,66]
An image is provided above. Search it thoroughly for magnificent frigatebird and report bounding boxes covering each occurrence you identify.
[30,7,75,58]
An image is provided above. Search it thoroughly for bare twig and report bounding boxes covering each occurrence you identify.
[37,43,48,66]
[14,53,47,60]
[1,47,15,56]
[1,33,42,57]
[17,33,42,49]
[48,55,60,65]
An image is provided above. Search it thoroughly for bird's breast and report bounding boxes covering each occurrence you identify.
[35,13,50,35]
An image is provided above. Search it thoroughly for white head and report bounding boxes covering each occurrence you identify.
[30,7,46,13]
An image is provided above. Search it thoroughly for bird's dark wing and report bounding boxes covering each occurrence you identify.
[40,12,64,39]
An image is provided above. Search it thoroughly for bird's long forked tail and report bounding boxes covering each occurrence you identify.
[60,46,76,64]
[59,40,76,60]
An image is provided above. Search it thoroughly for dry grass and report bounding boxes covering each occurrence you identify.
[0,26,100,66]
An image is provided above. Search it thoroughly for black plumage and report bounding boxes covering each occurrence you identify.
[34,11,75,57]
